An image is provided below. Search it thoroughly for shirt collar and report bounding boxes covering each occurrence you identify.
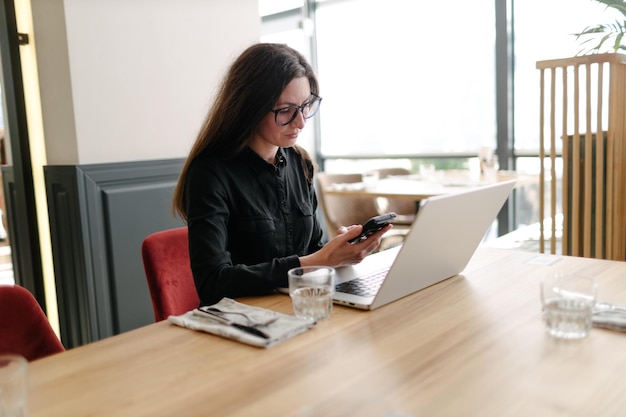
[275,148,287,167]
[243,146,287,174]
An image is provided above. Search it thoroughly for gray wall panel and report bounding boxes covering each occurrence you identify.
[104,180,181,333]
[45,158,185,348]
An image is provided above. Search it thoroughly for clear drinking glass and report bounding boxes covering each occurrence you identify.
[0,355,28,417]
[541,273,597,339]
[288,266,335,321]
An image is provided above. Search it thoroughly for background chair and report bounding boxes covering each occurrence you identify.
[316,172,408,250]
[373,167,418,225]
[0,285,65,361]
[141,227,200,322]
[316,172,378,240]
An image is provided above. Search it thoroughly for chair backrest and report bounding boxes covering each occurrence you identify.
[373,167,418,221]
[0,285,65,361]
[374,167,411,178]
[141,227,199,321]
[316,172,381,239]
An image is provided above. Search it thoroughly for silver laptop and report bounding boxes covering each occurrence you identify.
[331,180,516,310]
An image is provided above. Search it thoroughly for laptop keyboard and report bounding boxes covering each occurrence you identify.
[335,268,389,297]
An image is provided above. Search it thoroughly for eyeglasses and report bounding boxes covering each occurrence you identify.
[270,94,322,126]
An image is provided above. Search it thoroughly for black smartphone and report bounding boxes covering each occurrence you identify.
[348,212,396,244]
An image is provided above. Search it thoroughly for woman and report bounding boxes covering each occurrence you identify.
[172,43,391,305]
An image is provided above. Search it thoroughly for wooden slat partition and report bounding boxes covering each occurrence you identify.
[536,53,626,260]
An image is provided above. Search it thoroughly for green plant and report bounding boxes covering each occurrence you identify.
[574,0,626,54]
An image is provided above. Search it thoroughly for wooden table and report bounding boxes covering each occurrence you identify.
[28,248,626,417]
[323,170,530,201]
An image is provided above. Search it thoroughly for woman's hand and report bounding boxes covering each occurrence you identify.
[299,223,393,268]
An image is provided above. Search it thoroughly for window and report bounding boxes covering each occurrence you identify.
[315,0,496,157]
[260,0,619,235]
[513,0,614,152]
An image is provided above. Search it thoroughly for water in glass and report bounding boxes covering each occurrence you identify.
[543,296,593,339]
[291,286,332,321]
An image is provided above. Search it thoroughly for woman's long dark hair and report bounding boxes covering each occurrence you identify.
[172,43,319,221]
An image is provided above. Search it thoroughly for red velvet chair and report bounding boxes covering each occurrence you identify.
[0,285,65,361]
[141,227,200,322]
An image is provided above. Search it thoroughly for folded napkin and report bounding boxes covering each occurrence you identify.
[168,297,316,348]
[593,302,626,332]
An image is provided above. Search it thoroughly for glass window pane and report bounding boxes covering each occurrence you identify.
[316,0,495,157]
[258,0,303,17]
[513,0,615,152]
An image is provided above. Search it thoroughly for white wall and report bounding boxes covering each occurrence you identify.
[31,0,260,165]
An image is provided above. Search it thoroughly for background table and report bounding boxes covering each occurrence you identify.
[27,247,626,417]
[323,170,529,201]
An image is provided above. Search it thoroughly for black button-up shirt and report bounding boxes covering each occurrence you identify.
[185,147,324,305]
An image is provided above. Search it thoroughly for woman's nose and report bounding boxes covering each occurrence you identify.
[292,109,306,128]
